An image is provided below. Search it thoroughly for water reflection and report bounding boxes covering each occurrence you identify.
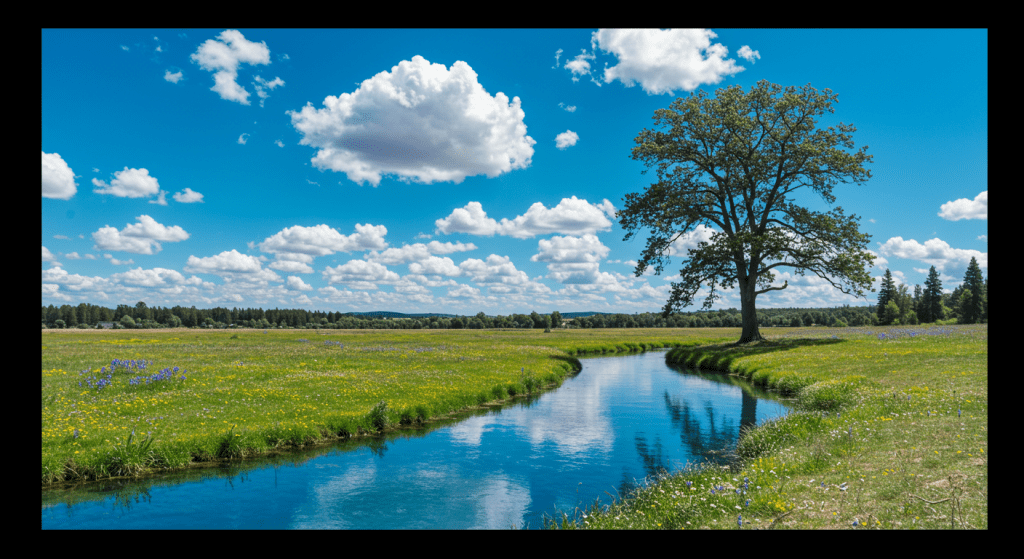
[43,350,789,529]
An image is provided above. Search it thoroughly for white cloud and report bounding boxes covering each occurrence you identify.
[92,167,161,198]
[878,236,987,272]
[42,152,77,199]
[555,130,579,150]
[322,260,399,287]
[190,29,274,105]
[173,187,205,203]
[252,75,285,107]
[275,140,285,148]
[938,190,987,220]
[185,249,281,283]
[65,252,81,260]
[106,255,135,266]
[288,55,536,186]
[364,241,477,265]
[737,45,761,63]
[260,224,388,270]
[164,70,183,83]
[286,275,313,291]
[447,284,481,298]
[53,235,69,240]
[268,260,314,274]
[532,234,609,264]
[92,215,189,255]
[458,254,531,287]
[592,29,746,95]
[112,267,191,287]
[43,246,57,262]
[408,256,462,276]
[436,196,616,239]
[553,48,563,68]
[565,49,596,82]
[558,102,577,112]
[238,133,250,145]
[149,190,168,205]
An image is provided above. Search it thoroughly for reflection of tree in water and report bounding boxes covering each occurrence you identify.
[365,436,388,458]
[634,434,669,480]
[663,390,749,466]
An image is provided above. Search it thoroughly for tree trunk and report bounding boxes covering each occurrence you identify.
[737,280,764,344]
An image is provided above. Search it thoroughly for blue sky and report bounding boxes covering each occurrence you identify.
[42,29,987,315]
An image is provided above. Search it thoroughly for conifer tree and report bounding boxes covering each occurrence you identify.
[961,257,985,324]
[920,266,943,323]
[876,269,897,324]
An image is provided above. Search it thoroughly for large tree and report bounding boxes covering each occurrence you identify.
[619,80,875,343]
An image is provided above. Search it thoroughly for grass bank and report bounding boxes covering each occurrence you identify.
[548,325,988,530]
[42,328,735,486]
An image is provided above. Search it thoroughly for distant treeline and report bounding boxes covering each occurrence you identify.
[40,289,985,332]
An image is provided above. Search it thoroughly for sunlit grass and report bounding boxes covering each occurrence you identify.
[42,328,737,485]
[548,324,987,530]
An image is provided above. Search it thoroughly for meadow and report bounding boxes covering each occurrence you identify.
[42,327,734,486]
[548,324,988,530]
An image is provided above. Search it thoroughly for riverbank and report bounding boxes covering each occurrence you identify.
[549,325,988,529]
[42,328,735,486]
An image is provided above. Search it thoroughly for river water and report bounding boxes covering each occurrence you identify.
[42,349,789,529]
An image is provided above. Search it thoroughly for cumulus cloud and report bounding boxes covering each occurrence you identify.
[555,130,579,149]
[173,187,205,203]
[558,102,577,112]
[364,241,477,265]
[288,55,535,186]
[185,249,281,283]
[408,256,462,276]
[111,267,195,287]
[286,275,313,291]
[238,133,250,145]
[532,235,615,285]
[938,190,987,221]
[532,234,610,264]
[190,29,276,105]
[737,45,761,63]
[591,29,746,95]
[877,236,987,272]
[43,246,57,262]
[322,260,399,287]
[164,70,183,83]
[260,224,388,269]
[42,152,77,200]
[565,49,596,82]
[92,167,161,198]
[92,215,189,255]
[149,190,168,205]
[458,255,531,288]
[436,196,616,239]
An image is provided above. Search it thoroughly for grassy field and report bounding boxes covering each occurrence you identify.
[548,324,988,530]
[42,327,736,486]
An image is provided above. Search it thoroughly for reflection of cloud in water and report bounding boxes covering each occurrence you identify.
[294,459,377,529]
[293,456,530,529]
[476,475,532,529]
[448,414,489,446]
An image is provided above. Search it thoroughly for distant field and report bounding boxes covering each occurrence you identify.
[42,328,738,485]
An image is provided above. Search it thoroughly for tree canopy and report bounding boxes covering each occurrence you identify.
[619,80,875,343]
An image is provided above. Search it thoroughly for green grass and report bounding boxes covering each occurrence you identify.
[547,324,988,530]
[42,327,736,486]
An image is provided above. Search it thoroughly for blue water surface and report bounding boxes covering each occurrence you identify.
[42,350,789,529]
